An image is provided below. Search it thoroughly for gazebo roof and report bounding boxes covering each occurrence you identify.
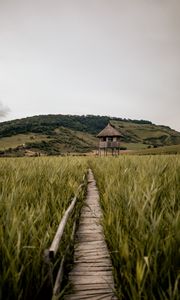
[97,123,122,137]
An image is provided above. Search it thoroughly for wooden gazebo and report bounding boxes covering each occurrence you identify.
[97,123,122,156]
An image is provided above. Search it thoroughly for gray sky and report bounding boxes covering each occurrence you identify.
[0,0,180,130]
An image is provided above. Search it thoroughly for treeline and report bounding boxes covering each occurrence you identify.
[0,114,153,138]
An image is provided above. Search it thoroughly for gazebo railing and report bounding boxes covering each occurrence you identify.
[99,141,120,148]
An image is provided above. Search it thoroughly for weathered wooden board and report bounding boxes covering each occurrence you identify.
[75,244,107,251]
[65,169,117,300]
[65,294,117,300]
[78,225,102,229]
[76,233,103,239]
[69,276,114,285]
[73,261,112,268]
[69,271,113,276]
[74,259,112,265]
[78,229,103,233]
[72,265,113,272]
[74,250,108,257]
[71,283,115,291]
[75,245,107,250]
[75,245,108,252]
[65,289,113,295]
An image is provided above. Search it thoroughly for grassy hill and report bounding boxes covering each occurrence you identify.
[131,144,180,155]
[0,114,180,156]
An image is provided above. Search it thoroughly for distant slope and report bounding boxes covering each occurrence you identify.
[112,120,180,147]
[0,114,180,156]
[132,144,180,155]
[0,114,111,137]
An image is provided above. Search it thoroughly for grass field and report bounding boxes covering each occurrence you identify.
[90,156,180,300]
[0,155,179,299]
[121,142,148,150]
[0,157,87,300]
[133,144,180,155]
[0,133,50,150]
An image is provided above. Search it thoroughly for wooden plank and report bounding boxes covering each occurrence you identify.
[74,257,110,263]
[82,205,101,209]
[75,245,107,250]
[72,283,115,291]
[82,212,101,216]
[80,214,99,218]
[75,242,106,247]
[66,289,113,295]
[77,233,103,239]
[69,272,113,280]
[78,224,102,229]
[75,249,108,256]
[79,221,100,225]
[76,232,103,237]
[81,211,101,215]
[82,204,101,208]
[69,271,113,276]
[73,262,112,268]
[71,267,113,273]
[82,206,101,211]
[77,230,102,235]
[75,245,107,251]
[77,224,102,230]
[76,237,104,242]
[77,233,103,237]
[74,251,109,258]
[65,294,116,300]
[69,277,114,286]
[74,252,110,259]
[78,226,102,231]
[73,258,112,263]
[76,233,103,238]
[72,262,112,268]
[75,247,108,253]
[74,258,112,264]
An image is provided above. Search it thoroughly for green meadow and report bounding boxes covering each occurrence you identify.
[0,155,179,299]
[0,157,87,300]
[91,156,180,300]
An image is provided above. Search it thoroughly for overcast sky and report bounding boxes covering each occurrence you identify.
[0,0,180,130]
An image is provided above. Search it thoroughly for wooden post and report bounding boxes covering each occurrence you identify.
[47,183,84,259]
[53,221,77,296]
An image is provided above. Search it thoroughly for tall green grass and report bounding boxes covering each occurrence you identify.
[0,157,87,300]
[90,155,180,300]
[1,155,179,299]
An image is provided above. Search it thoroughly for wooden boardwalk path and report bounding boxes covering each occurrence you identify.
[65,169,117,300]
